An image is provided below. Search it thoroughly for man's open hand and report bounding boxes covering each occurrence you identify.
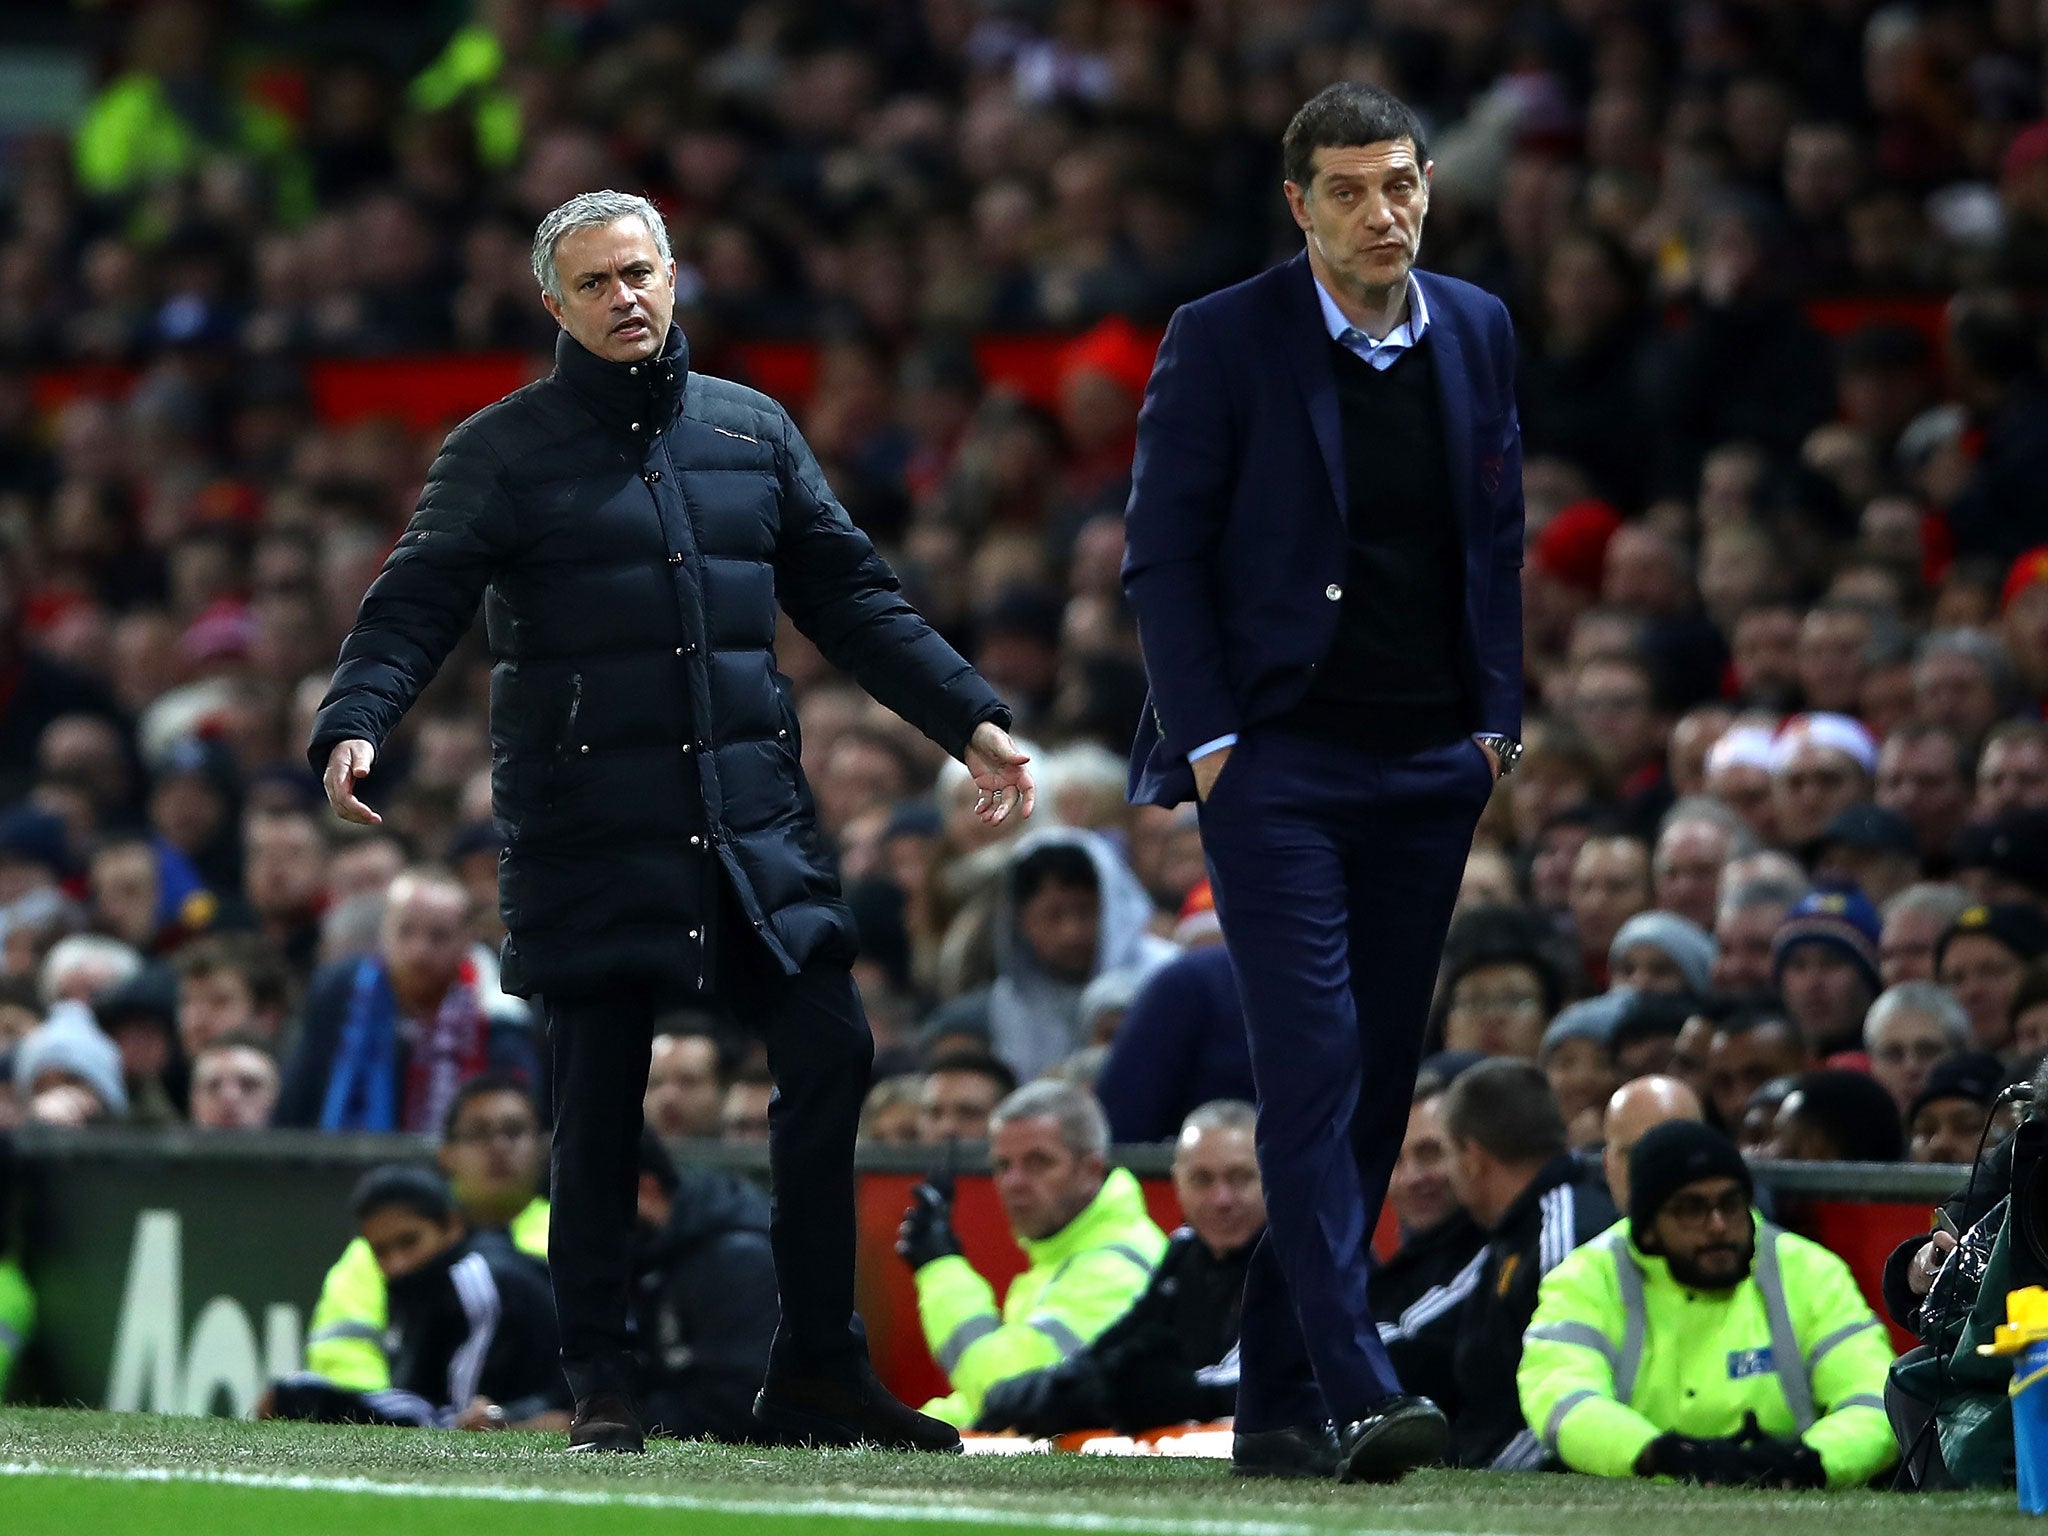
[965,721,1035,825]
[322,738,383,826]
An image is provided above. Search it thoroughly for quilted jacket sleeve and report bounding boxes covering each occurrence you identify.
[305,422,518,773]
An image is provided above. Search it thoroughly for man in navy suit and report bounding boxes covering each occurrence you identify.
[1122,82,1525,1483]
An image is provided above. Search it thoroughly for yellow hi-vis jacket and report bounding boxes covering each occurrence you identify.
[1517,1217,1896,1487]
[0,1257,32,1397]
[915,1168,1167,1427]
[304,1197,550,1390]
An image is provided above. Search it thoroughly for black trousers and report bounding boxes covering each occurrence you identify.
[545,895,875,1404]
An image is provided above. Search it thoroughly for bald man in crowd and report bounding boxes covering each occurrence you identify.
[1601,1075,1705,1211]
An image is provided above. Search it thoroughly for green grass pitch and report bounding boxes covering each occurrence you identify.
[0,1407,2035,1536]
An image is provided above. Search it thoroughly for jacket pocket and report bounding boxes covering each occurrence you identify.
[536,673,583,810]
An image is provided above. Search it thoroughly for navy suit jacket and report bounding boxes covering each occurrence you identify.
[1122,252,1526,808]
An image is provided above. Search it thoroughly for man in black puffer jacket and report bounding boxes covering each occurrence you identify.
[310,190,1033,1455]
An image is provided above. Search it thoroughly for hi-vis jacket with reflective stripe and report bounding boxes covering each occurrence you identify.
[304,1198,550,1391]
[916,1168,1168,1427]
[1517,1217,1896,1487]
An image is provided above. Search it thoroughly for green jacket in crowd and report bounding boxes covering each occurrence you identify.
[305,1197,549,1391]
[0,1258,33,1397]
[1518,1218,1897,1488]
[916,1168,1167,1427]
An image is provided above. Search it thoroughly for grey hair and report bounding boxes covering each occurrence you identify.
[990,1079,1110,1158]
[1179,1099,1258,1139]
[1914,627,2019,712]
[37,933,142,1009]
[1864,980,1971,1051]
[1716,874,1808,924]
[1656,795,1760,857]
[531,190,673,303]
[1882,882,1974,929]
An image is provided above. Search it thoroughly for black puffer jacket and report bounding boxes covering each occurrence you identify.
[310,327,1008,998]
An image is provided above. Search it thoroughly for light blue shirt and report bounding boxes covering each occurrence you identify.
[1187,273,1433,766]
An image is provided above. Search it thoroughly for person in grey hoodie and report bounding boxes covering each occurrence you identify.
[947,829,1179,1083]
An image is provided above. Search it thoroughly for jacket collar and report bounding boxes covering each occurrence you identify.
[1020,1166,1152,1268]
[1492,1153,1587,1235]
[553,323,689,428]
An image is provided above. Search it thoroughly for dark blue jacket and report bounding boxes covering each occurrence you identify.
[1121,254,1525,807]
[1094,945,1253,1142]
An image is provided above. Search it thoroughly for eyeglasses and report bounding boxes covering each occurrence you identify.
[448,1119,538,1146]
[1661,1188,1750,1228]
[1873,1040,1951,1066]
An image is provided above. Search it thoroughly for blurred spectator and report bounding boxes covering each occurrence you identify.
[240,805,332,973]
[643,1023,731,1142]
[721,1068,775,1145]
[1864,982,1972,1118]
[11,1003,128,1125]
[1095,945,1253,1145]
[1650,803,1752,930]
[1876,723,1976,869]
[1809,804,1921,906]
[1906,1052,2006,1165]
[2012,961,2048,1064]
[188,1033,281,1130]
[1608,912,1716,997]
[1879,883,1975,987]
[918,1051,1016,1146]
[1540,995,1630,1149]
[1768,714,1877,852]
[1770,887,1883,1057]
[857,1075,923,1146]
[1974,722,2048,821]
[1600,1075,1705,1211]
[1711,876,1807,1001]
[1705,1010,1812,1132]
[173,933,291,1059]
[900,1081,1166,1430]
[275,869,535,1132]
[631,1131,777,1444]
[1935,901,2048,1054]
[1767,1070,1908,1163]
[1568,834,1653,992]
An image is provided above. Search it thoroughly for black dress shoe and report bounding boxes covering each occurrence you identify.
[1230,1423,1341,1480]
[568,1392,646,1454]
[1336,1395,1448,1484]
[753,1364,963,1453]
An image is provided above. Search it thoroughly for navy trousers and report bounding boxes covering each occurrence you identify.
[1198,729,1493,1432]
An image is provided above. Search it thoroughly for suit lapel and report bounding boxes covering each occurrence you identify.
[1421,272,1478,544]
[1276,253,1347,521]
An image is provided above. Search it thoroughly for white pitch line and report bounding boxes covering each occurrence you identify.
[0,1459,1500,1536]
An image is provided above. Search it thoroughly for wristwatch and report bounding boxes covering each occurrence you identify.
[1474,734,1523,776]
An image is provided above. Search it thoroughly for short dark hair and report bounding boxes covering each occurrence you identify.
[351,1164,454,1225]
[172,933,293,1016]
[1282,83,1428,190]
[440,1070,539,1143]
[926,1049,1018,1099]
[1013,844,1099,904]
[1440,1058,1567,1164]
[193,1029,278,1063]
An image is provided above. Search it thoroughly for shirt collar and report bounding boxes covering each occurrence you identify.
[1314,271,1430,351]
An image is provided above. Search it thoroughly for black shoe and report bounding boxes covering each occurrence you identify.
[1335,1395,1448,1484]
[753,1365,963,1453]
[1230,1423,1341,1480]
[568,1393,646,1454]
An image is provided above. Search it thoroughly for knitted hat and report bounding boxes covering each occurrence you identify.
[13,1003,129,1117]
[1771,886,1882,993]
[1608,911,1717,996]
[1783,1069,1907,1162]
[1540,990,1636,1060]
[1935,901,2048,970]
[1531,500,1623,595]
[1907,1050,2005,1124]
[1627,1120,1752,1245]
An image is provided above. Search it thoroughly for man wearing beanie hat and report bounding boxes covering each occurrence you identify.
[1771,887,1883,1056]
[1904,1051,2006,1165]
[1609,911,1717,996]
[12,1004,129,1124]
[1519,1121,1896,1487]
[1936,901,2048,1052]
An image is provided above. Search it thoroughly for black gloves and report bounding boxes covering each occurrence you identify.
[896,1181,962,1271]
[975,1370,1071,1436]
[1095,1325,1208,1434]
[1634,1414,1827,1489]
[1634,1431,1761,1485]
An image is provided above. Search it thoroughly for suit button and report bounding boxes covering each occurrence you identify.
[688,929,699,940]
[675,647,685,656]
[777,728,788,739]
[689,835,703,847]
[668,553,684,565]
[1325,583,1343,601]
[681,743,692,754]
[579,744,589,754]
[631,421,641,431]
[629,366,639,376]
